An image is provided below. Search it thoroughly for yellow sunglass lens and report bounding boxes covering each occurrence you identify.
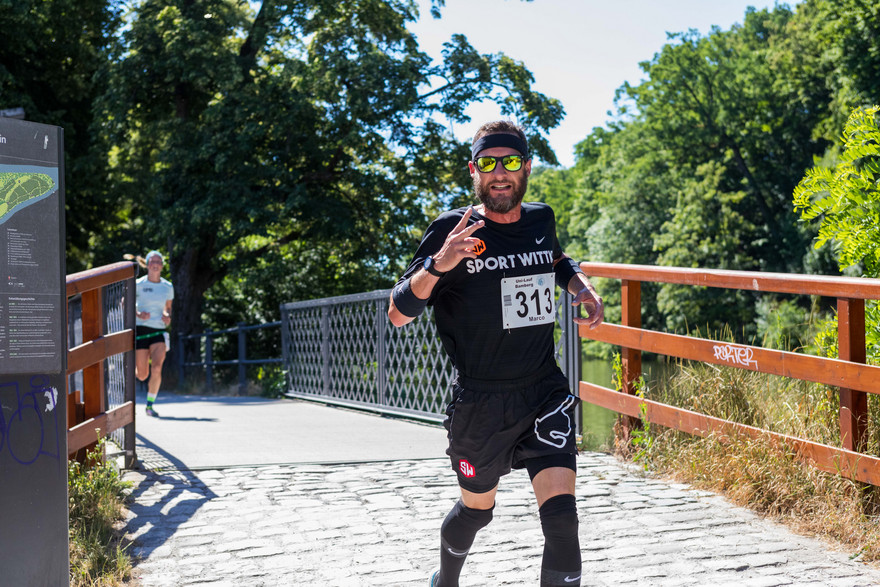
[477,157,497,172]
[502,156,523,171]
[475,156,523,173]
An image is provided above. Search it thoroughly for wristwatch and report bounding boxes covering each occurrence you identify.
[423,256,446,277]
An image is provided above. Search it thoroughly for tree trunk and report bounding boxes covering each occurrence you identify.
[165,245,220,388]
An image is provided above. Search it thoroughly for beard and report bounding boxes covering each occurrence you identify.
[473,173,528,214]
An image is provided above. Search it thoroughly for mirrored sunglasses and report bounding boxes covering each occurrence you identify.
[474,155,524,173]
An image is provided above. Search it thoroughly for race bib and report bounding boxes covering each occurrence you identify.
[501,273,555,329]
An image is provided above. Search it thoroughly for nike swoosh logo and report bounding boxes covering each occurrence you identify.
[446,547,469,557]
[536,236,546,244]
[564,576,581,583]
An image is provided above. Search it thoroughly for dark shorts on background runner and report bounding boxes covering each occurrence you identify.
[443,362,580,493]
[136,326,166,350]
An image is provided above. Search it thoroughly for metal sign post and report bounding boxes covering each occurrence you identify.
[0,118,69,585]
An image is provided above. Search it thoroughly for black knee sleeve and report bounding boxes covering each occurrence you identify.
[540,494,578,540]
[441,500,493,552]
[437,500,493,586]
[539,494,581,587]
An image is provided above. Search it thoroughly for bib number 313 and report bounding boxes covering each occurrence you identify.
[501,273,555,329]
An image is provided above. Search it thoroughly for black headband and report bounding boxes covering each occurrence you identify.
[471,133,530,160]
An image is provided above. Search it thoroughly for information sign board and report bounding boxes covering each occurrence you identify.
[0,118,69,585]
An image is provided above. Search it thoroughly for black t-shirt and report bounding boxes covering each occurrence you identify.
[397,202,566,381]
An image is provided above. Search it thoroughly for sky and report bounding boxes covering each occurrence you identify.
[409,0,800,168]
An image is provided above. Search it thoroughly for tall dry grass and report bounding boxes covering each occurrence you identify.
[621,358,880,561]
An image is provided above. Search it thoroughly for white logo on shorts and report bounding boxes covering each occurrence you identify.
[534,395,577,448]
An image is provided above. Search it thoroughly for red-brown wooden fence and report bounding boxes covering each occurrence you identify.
[66,261,137,465]
[577,262,880,486]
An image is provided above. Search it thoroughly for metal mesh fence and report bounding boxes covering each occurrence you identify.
[281,288,580,421]
[66,296,83,403]
[102,281,128,448]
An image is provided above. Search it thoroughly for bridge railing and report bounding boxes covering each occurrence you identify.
[177,321,283,395]
[66,261,137,466]
[280,288,581,423]
[576,262,880,486]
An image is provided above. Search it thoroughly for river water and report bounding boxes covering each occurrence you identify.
[578,358,671,451]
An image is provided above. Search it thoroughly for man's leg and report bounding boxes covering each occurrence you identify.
[146,342,166,415]
[435,486,497,587]
[531,466,581,587]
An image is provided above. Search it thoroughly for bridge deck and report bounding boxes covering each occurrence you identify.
[132,392,447,470]
[123,393,880,586]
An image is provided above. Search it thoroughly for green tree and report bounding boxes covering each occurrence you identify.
[0,0,122,269]
[794,105,880,359]
[567,122,677,340]
[564,127,609,258]
[98,0,563,374]
[568,4,838,339]
[654,161,755,333]
[819,0,880,111]
[527,165,579,249]
[625,9,828,276]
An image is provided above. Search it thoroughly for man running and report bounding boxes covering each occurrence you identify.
[388,120,604,586]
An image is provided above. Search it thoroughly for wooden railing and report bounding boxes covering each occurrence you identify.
[577,263,880,486]
[66,261,137,466]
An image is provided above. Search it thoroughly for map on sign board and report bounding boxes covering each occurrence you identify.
[0,172,56,225]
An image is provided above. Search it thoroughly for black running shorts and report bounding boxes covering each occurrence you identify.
[443,363,580,494]
[135,326,166,350]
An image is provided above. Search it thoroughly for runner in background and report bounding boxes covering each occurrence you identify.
[135,250,173,417]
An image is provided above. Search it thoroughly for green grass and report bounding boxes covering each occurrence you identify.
[68,438,133,586]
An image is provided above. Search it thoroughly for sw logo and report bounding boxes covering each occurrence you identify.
[459,459,476,478]
[472,239,486,256]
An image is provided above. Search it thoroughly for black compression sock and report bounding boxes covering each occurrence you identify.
[539,494,581,586]
[436,500,494,587]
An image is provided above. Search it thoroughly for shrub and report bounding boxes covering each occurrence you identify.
[68,437,133,586]
[794,104,880,362]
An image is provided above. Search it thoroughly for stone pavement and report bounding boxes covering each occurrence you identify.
[122,450,880,586]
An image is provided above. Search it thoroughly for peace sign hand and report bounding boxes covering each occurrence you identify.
[431,206,485,274]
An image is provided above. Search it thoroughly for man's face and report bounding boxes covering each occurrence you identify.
[147,257,163,274]
[469,146,531,214]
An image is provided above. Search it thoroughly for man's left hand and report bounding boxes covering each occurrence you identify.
[572,287,603,329]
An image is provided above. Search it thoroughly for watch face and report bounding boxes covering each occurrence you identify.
[423,256,443,275]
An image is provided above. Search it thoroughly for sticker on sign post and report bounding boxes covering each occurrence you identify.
[501,272,555,329]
